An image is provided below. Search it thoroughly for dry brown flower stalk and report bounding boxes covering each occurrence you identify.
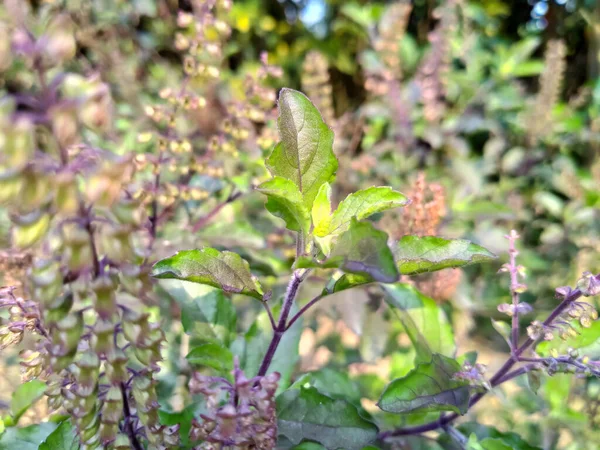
[526,39,567,145]
[383,172,461,301]
[416,0,457,123]
[301,51,335,127]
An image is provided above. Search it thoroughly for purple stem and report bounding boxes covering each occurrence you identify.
[256,272,302,377]
[378,273,599,441]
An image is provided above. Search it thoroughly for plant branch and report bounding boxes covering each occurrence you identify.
[256,271,302,377]
[286,293,325,331]
[120,382,144,450]
[262,301,277,331]
[378,273,600,441]
[191,189,244,232]
[507,232,521,352]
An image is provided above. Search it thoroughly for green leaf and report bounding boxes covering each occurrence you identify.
[160,281,237,345]
[393,236,496,275]
[491,319,511,349]
[159,403,206,449]
[467,435,513,450]
[257,176,311,237]
[186,343,234,374]
[277,387,379,450]
[0,423,58,450]
[291,368,362,405]
[38,420,79,450]
[10,380,47,423]
[321,187,409,238]
[152,248,263,300]
[383,283,455,362]
[266,88,338,208]
[377,354,472,415]
[292,443,327,450]
[298,219,399,291]
[448,423,542,450]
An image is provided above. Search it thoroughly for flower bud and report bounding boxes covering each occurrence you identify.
[91,319,114,357]
[44,293,74,325]
[75,351,100,397]
[54,171,79,215]
[62,223,92,270]
[43,14,77,64]
[99,224,133,263]
[99,422,119,446]
[1,117,35,169]
[0,23,12,72]
[30,258,63,308]
[0,170,24,206]
[11,210,51,248]
[51,105,79,149]
[91,274,117,319]
[578,272,600,297]
[112,434,131,449]
[112,198,144,226]
[106,348,128,384]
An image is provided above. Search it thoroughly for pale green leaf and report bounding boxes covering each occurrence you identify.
[491,319,512,349]
[38,420,79,450]
[0,423,58,450]
[383,283,455,362]
[311,182,332,237]
[323,186,409,238]
[186,343,234,374]
[11,380,47,423]
[152,248,263,300]
[266,88,338,208]
[160,281,237,345]
[394,236,496,275]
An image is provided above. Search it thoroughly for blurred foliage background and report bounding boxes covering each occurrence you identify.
[1,0,600,449]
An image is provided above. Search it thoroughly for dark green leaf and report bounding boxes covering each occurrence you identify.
[393,236,496,275]
[38,420,79,450]
[186,343,233,374]
[0,423,58,450]
[257,176,311,237]
[383,283,455,362]
[298,219,399,290]
[11,380,47,423]
[277,387,378,450]
[378,354,472,415]
[266,88,338,208]
[152,248,263,300]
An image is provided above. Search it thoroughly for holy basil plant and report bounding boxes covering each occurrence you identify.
[152,88,501,449]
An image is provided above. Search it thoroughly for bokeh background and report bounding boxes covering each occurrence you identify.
[1,0,600,449]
